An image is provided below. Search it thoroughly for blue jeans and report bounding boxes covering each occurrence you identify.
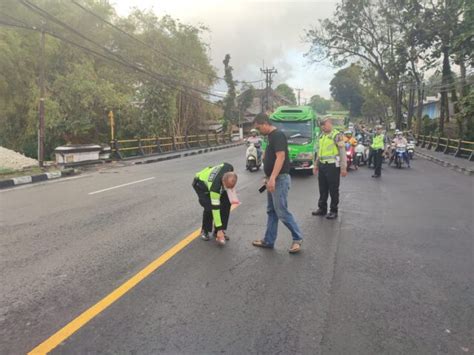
[264,174,303,246]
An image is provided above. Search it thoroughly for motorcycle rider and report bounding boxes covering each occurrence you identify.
[343,131,358,146]
[246,128,263,162]
[393,131,410,168]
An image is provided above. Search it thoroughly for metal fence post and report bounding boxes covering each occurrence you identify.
[443,138,450,154]
[421,135,426,148]
[172,135,177,151]
[416,134,420,146]
[454,139,462,157]
[427,134,433,150]
[138,137,145,155]
[434,135,441,151]
[114,139,123,159]
[155,136,162,154]
[185,133,190,149]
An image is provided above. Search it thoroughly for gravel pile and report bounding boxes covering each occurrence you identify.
[0,146,38,170]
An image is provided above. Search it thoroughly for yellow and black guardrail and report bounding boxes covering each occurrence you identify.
[416,134,474,161]
[110,132,233,159]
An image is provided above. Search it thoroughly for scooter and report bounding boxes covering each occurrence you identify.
[246,142,262,172]
[394,144,408,169]
[354,141,368,167]
[345,143,356,170]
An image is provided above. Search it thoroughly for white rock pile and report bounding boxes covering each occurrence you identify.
[0,146,38,170]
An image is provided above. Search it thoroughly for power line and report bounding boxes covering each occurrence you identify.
[18,0,226,100]
[69,0,266,86]
[295,88,303,106]
[260,67,278,111]
[69,0,224,82]
[0,19,223,108]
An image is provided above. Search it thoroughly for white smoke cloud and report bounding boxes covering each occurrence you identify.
[114,0,339,99]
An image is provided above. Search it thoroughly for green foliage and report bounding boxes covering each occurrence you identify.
[222,54,237,131]
[330,64,364,116]
[308,95,331,114]
[237,84,255,119]
[454,90,474,140]
[422,115,438,136]
[0,0,217,158]
[306,0,472,138]
[275,83,296,105]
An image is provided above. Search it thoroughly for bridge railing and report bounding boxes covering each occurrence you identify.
[110,132,233,159]
[416,134,474,161]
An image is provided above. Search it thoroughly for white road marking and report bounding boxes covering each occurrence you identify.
[88,177,155,195]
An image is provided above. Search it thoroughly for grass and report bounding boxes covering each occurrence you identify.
[0,166,47,180]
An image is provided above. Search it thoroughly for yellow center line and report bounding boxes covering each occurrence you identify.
[29,204,239,354]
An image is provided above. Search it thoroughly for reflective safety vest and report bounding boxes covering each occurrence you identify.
[371,134,385,150]
[195,163,233,229]
[319,130,340,163]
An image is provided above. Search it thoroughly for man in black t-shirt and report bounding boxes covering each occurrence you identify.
[251,113,303,253]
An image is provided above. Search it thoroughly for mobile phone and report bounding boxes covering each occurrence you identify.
[258,184,267,193]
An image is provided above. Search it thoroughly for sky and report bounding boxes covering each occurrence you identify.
[113,0,339,102]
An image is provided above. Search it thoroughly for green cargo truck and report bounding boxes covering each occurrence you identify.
[262,106,319,174]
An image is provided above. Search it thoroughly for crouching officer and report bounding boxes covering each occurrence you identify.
[192,162,238,245]
[312,117,347,219]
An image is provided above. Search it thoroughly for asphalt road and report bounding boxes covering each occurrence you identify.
[1,146,472,354]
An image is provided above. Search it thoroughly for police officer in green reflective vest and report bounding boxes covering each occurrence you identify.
[192,163,238,245]
[312,117,347,220]
[371,125,385,178]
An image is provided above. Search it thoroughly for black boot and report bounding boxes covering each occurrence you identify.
[312,209,327,216]
[326,212,338,219]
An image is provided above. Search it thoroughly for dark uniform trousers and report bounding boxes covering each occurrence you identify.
[374,149,384,176]
[368,148,376,167]
[318,162,341,213]
[192,178,231,233]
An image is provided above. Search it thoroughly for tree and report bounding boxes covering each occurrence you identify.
[237,84,255,125]
[222,54,237,131]
[309,95,331,114]
[305,0,408,114]
[0,0,218,158]
[361,86,391,125]
[275,83,297,105]
[330,64,364,116]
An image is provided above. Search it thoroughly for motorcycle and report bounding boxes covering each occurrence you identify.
[394,144,408,169]
[345,142,356,170]
[246,142,262,172]
[407,140,415,160]
[354,141,368,167]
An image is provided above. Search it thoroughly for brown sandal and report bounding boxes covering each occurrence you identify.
[252,240,274,249]
[289,242,301,254]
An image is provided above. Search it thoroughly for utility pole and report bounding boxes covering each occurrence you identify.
[295,88,303,106]
[38,28,46,167]
[260,67,277,111]
[108,110,115,141]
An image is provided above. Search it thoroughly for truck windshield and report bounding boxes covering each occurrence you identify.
[270,120,313,139]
